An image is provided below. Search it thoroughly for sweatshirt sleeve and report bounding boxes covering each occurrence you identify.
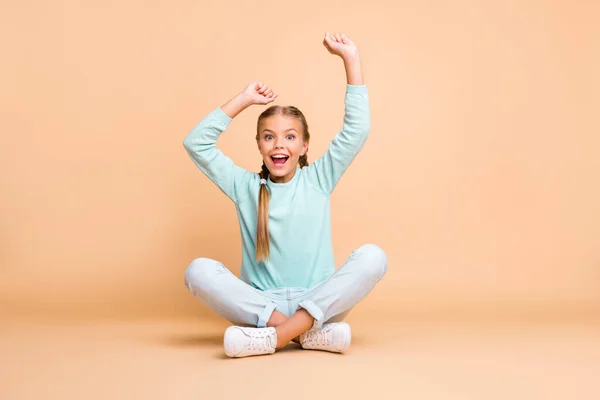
[305,84,371,194]
[183,107,253,204]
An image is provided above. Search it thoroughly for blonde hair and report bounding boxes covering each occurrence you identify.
[255,105,310,262]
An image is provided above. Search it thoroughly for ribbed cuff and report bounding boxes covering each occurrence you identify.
[346,84,367,94]
[214,107,233,126]
[257,301,278,328]
[297,300,325,329]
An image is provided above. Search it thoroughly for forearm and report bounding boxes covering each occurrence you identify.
[342,52,364,85]
[220,92,254,119]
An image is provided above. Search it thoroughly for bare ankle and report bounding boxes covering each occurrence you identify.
[267,310,289,327]
[274,327,291,348]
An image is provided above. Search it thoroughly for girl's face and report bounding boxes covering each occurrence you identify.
[257,115,308,184]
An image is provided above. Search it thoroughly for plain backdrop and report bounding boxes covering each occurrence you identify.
[1,0,599,322]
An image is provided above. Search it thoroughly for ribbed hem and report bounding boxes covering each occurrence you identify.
[257,301,278,328]
[297,300,325,329]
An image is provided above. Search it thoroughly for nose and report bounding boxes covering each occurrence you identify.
[274,137,285,148]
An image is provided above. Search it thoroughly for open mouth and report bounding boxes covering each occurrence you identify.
[271,155,289,166]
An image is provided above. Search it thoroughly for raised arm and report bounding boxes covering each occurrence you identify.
[183,83,278,203]
[306,32,370,194]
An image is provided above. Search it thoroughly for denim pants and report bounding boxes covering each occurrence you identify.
[184,244,388,330]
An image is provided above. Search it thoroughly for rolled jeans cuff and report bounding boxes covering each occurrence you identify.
[257,301,278,328]
[297,300,324,329]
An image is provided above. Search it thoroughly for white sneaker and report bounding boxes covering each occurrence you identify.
[299,322,351,353]
[223,326,277,358]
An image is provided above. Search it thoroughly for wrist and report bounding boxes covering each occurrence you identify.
[342,50,360,63]
[238,92,255,107]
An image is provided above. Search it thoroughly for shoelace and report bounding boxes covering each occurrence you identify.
[304,329,330,346]
[248,332,273,350]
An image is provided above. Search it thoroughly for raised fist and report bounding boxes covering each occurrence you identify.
[243,82,278,105]
[322,32,358,59]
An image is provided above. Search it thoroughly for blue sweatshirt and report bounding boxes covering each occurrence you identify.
[183,84,370,290]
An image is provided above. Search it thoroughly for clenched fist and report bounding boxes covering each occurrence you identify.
[243,82,278,105]
[322,32,359,60]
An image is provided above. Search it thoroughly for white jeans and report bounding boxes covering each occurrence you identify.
[185,244,388,330]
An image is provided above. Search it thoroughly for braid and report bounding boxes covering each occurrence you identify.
[260,162,270,180]
[256,162,271,262]
[298,153,309,168]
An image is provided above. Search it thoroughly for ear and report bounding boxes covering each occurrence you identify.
[301,141,309,156]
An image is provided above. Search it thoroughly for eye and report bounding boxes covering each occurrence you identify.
[265,135,273,140]
[286,135,295,140]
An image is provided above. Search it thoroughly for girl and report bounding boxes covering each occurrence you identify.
[183,32,388,358]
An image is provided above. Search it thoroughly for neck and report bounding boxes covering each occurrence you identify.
[269,168,297,184]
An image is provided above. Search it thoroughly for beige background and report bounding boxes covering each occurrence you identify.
[1,0,598,320]
[1,1,599,398]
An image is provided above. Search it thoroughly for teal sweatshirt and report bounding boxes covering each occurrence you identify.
[183,84,370,290]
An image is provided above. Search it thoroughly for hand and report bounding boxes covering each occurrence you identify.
[322,32,358,60]
[243,82,278,105]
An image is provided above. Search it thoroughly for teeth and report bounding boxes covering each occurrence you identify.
[272,155,288,158]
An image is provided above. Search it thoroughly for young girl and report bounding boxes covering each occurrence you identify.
[183,32,388,358]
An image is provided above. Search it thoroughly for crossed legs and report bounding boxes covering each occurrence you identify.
[185,244,389,354]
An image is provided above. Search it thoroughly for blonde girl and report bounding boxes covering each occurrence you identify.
[183,32,387,358]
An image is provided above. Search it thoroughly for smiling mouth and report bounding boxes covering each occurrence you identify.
[271,156,289,166]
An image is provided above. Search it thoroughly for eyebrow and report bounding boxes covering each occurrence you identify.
[261,128,297,133]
